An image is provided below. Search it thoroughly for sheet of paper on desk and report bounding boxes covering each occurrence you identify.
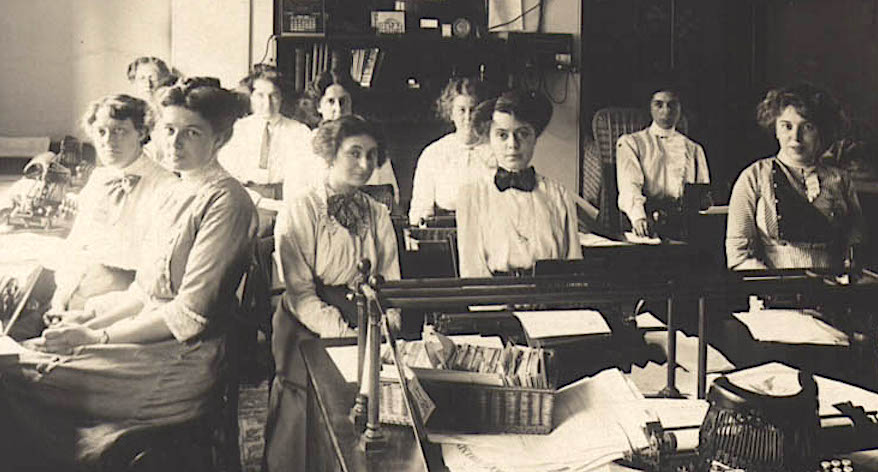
[0,233,65,266]
[513,309,611,340]
[733,309,850,346]
[635,312,666,329]
[578,231,630,247]
[623,232,662,245]
[628,362,698,397]
[325,345,360,383]
[644,330,735,373]
[433,368,649,472]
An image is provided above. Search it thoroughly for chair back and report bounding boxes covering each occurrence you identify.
[591,107,687,236]
[361,184,395,212]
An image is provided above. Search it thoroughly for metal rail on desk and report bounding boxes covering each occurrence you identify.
[371,268,708,400]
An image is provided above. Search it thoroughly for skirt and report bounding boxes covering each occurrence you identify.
[0,336,223,469]
[263,299,313,472]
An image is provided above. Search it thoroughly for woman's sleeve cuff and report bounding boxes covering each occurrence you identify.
[161,300,209,342]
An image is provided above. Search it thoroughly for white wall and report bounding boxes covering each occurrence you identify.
[528,0,581,194]
[171,0,251,89]
[0,0,172,139]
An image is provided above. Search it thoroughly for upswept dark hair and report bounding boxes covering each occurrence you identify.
[81,94,154,145]
[239,63,291,97]
[156,77,249,147]
[756,83,848,148]
[473,89,553,138]
[126,56,172,83]
[312,115,387,167]
[435,77,491,122]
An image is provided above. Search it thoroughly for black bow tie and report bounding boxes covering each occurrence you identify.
[327,191,370,236]
[494,167,537,192]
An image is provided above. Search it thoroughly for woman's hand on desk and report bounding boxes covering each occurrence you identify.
[39,324,103,353]
[632,218,652,237]
[43,308,96,327]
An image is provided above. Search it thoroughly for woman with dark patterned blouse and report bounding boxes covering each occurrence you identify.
[726,83,864,271]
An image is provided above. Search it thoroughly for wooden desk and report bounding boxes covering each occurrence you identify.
[301,338,441,472]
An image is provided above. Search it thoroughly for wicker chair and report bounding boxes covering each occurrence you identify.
[591,107,687,236]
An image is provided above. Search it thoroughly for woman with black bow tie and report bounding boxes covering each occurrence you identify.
[456,90,582,278]
[266,115,400,471]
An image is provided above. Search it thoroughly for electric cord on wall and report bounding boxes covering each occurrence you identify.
[488,0,543,31]
[258,33,278,65]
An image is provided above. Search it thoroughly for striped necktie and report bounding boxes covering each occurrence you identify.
[258,121,271,169]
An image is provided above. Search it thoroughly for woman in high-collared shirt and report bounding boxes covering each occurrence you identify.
[726,83,864,271]
[408,77,495,224]
[456,89,582,278]
[266,115,400,471]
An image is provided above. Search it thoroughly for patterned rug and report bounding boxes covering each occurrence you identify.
[238,380,270,472]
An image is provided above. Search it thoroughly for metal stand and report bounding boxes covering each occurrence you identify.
[359,274,386,454]
[349,260,371,431]
[697,296,707,399]
[659,296,683,398]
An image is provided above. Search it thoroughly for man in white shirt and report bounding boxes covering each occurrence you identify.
[616,88,710,237]
[219,66,312,234]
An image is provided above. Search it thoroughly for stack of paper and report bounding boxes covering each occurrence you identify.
[513,310,611,346]
[434,368,648,472]
[733,309,849,346]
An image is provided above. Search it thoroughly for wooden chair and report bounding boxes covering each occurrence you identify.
[591,107,687,236]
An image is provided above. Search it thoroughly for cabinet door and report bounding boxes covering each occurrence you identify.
[171,0,251,88]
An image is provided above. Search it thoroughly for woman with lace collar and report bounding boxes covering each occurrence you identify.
[266,115,400,471]
[0,78,257,469]
[727,83,864,271]
[456,89,582,278]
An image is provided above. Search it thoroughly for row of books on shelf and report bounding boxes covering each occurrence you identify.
[289,44,384,91]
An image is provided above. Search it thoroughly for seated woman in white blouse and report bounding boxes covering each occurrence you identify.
[219,65,311,233]
[266,115,400,471]
[456,90,582,277]
[284,71,400,206]
[408,76,494,224]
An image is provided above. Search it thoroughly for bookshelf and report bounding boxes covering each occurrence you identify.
[272,0,578,207]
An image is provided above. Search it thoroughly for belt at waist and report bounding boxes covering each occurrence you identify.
[491,267,533,277]
[315,280,358,328]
